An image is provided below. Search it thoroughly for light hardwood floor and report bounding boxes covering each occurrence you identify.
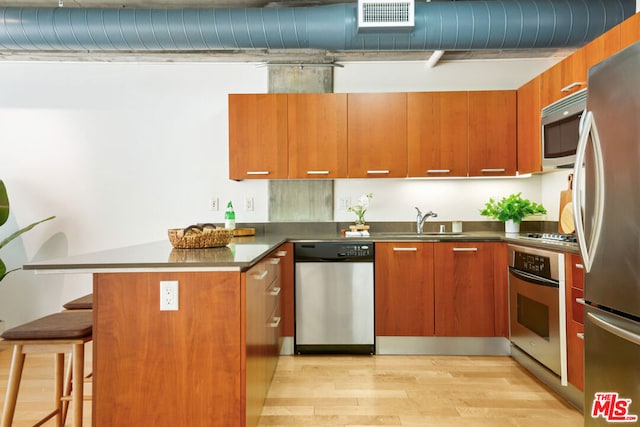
[259,355,584,427]
[0,348,583,426]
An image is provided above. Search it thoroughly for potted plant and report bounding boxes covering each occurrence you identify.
[348,193,373,226]
[1,179,55,282]
[479,192,547,233]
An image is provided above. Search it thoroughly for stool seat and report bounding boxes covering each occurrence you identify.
[63,294,93,311]
[1,311,93,427]
[1,311,92,340]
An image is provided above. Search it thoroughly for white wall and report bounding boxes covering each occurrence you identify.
[0,56,562,328]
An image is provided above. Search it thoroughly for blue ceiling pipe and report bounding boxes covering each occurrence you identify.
[0,0,634,52]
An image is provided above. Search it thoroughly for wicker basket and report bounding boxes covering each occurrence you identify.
[168,225,234,249]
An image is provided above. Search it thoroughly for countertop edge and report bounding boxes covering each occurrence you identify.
[22,234,579,273]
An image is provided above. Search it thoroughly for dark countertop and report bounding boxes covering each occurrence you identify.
[23,228,580,273]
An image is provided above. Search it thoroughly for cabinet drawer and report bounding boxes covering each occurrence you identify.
[572,287,584,325]
[571,259,585,290]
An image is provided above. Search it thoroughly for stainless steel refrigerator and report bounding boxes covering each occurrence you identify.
[574,41,640,426]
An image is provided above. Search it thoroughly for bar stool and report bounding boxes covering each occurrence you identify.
[0,311,93,427]
[62,294,93,311]
[61,293,93,423]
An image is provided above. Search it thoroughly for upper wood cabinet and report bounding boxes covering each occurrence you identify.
[434,242,496,337]
[583,26,621,77]
[407,91,469,177]
[375,242,435,336]
[228,93,288,180]
[620,12,640,49]
[517,76,542,174]
[541,25,622,107]
[347,93,408,178]
[468,91,517,177]
[287,93,348,179]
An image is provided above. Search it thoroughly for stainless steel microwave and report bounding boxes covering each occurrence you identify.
[541,88,587,171]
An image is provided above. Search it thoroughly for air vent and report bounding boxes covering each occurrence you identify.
[357,0,415,33]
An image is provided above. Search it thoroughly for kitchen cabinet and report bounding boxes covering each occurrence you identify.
[468,91,517,177]
[228,93,288,180]
[407,91,469,177]
[287,93,348,179]
[275,242,294,339]
[375,242,435,336]
[541,27,621,108]
[582,26,621,76]
[93,254,282,427]
[565,253,585,391]
[347,93,408,178]
[434,242,497,336]
[517,76,542,174]
[245,253,281,427]
[620,12,640,49]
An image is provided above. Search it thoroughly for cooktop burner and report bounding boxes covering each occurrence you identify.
[525,232,577,243]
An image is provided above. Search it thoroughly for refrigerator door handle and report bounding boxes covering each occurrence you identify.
[573,110,605,273]
[587,312,640,347]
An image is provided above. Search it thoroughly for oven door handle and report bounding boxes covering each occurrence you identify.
[508,267,560,288]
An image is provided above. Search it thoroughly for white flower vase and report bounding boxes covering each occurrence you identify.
[505,219,520,234]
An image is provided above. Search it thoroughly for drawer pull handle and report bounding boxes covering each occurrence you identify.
[276,251,288,257]
[307,170,329,175]
[480,168,506,173]
[253,270,268,280]
[453,247,478,252]
[270,258,281,265]
[576,263,584,269]
[561,81,585,92]
[427,169,451,173]
[269,316,281,328]
[577,332,584,340]
[393,247,418,252]
[367,170,390,174]
[270,287,281,296]
[246,171,270,175]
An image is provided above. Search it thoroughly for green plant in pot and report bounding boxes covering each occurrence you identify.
[1,179,55,282]
[479,192,547,233]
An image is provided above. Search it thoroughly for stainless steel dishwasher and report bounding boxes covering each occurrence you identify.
[294,241,374,354]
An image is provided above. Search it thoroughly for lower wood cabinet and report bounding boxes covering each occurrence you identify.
[565,253,585,391]
[375,242,435,336]
[434,242,497,337]
[375,241,507,338]
[93,256,281,426]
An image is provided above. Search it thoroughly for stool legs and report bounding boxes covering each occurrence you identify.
[1,345,26,427]
[1,344,85,427]
[72,343,85,427]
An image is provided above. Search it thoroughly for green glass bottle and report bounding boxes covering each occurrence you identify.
[224,201,236,230]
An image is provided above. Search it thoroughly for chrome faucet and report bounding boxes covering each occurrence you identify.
[415,207,438,234]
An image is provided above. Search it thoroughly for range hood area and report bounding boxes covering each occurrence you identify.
[0,0,633,53]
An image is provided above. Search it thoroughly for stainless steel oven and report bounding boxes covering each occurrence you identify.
[508,244,567,383]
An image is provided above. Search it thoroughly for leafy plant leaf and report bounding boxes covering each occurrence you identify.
[479,193,546,223]
[0,216,56,250]
[0,180,8,227]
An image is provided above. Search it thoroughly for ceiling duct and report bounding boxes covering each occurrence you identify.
[0,0,634,52]
[357,0,415,33]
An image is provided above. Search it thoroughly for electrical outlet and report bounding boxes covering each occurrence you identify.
[160,281,179,311]
[245,197,254,212]
[209,198,219,211]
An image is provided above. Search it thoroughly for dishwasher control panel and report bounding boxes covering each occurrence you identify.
[294,242,374,262]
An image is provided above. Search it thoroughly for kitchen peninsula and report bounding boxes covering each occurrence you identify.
[25,236,287,427]
[23,229,578,426]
